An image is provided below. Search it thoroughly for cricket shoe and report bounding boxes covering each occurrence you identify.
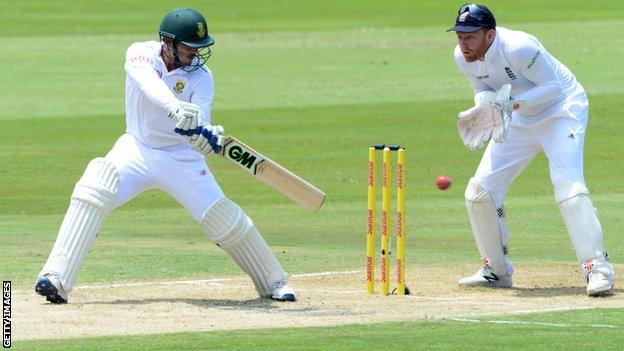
[35,274,68,304]
[270,280,296,302]
[586,270,614,297]
[458,266,513,288]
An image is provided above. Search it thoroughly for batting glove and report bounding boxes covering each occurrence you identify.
[189,125,225,155]
[169,102,200,136]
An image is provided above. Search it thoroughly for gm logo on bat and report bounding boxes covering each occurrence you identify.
[223,140,266,175]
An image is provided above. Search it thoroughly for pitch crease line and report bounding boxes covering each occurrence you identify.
[74,269,363,290]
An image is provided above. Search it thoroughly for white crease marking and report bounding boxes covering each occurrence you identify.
[74,270,363,290]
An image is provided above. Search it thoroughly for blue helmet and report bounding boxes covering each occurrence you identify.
[448,4,496,32]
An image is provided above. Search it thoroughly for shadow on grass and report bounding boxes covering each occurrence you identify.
[80,297,326,313]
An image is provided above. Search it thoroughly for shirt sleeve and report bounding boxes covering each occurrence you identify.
[509,38,562,108]
[190,70,215,126]
[124,43,179,115]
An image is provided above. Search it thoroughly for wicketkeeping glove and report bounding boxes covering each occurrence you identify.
[189,125,225,155]
[491,84,513,144]
[169,102,200,136]
[457,105,497,149]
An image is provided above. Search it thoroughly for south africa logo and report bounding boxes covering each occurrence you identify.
[197,22,206,38]
[174,80,186,94]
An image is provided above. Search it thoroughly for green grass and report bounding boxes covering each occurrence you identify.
[13,308,624,350]
[1,0,623,349]
[2,97,622,287]
[4,0,623,37]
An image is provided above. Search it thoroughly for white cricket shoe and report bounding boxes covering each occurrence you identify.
[270,280,296,302]
[458,266,513,288]
[35,274,68,304]
[586,270,614,297]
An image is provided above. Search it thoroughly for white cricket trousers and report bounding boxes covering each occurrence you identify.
[474,111,589,206]
[105,133,224,221]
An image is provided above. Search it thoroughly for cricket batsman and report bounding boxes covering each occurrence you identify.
[35,7,296,303]
[449,4,614,296]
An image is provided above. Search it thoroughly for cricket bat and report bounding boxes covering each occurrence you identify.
[218,135,326,212]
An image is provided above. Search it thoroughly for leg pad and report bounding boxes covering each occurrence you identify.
[40,158,119,292]
[555,180,608,277]
[465,177,512,276]
[202,198,287,296]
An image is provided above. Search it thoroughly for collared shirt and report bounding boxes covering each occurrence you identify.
[454,27,587,125]
[124,41,214,149]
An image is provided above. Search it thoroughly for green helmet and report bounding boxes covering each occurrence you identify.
[159,7,215,48]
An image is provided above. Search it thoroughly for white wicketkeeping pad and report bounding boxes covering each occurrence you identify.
[464,177,512,276]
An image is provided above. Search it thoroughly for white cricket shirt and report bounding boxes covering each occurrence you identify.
[454,27,588,126]
[124,41,214,149]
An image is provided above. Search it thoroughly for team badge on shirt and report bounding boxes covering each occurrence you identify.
[174,80,186,94]
[504,67,517,80]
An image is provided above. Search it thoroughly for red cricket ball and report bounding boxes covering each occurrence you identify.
[435,175,452,190]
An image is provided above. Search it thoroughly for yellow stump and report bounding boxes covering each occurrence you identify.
[380,147,391,295]
[395,148,406,295]
[366,147,377,294]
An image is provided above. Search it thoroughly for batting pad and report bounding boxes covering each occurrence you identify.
[40,158,119,292]
[465,177,512,276]
[202,198,287,297]
[555,180,607,268]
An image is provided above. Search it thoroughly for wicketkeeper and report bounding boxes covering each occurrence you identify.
[449,4,614,296]
[35,7,296,303]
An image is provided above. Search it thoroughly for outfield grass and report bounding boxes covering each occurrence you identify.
[13,308,624,350]
[1,0,623,349]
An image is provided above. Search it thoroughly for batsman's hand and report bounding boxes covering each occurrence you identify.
[189,125,225,155]
[169,102,200,136]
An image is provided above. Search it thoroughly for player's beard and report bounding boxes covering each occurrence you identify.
[462,42,487,62]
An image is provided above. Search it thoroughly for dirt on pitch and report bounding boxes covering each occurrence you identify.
[13,263,624,341]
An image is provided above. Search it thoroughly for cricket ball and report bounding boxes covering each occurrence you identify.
[435,175,452,190]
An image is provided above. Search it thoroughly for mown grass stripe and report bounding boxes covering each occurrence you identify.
[448,317,621,329]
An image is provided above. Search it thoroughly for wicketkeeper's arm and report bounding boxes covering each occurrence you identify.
[510,40,562,110]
